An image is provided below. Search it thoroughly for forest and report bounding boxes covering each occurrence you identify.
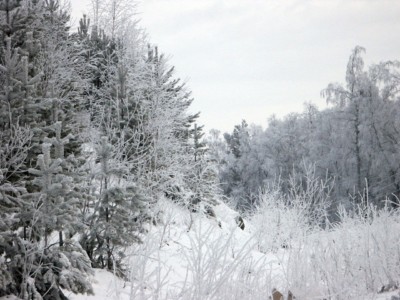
[211,45,400,213]
[0,1,399,299]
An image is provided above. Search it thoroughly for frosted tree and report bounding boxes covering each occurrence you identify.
[0,0,88,180]
[44,122,86,245]
[89,0,138,41]
[193,123,206,161]
[140,45,223,213]
[0,137,92,299]
[28,143,72,248]
[82,136,148,271]
[220,120,266,210]
[95,42,210,210]
[322,46,400,205]
[183,123,221,213]
[26,142,93,299]
[322,46,368,199]
[78,0,218,217]
[0,0,43,131]
[360,61,400,204]
[0,125,32,297]
[0,2,96,298]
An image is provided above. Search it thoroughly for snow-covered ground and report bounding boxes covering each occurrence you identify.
[68,199,400,300]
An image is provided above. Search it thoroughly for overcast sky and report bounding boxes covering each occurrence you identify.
[70,0,400,132]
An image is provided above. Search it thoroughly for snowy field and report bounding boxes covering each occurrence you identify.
[66,199,400,300]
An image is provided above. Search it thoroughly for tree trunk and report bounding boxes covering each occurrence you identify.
[354,101,362,201]
[59,231,63,247]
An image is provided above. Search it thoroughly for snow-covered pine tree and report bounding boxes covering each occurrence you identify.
[0,0,43,131]
[193,123,206,161]
[75,16,153,271]
[0,131,92,299]
[26,142,93,299]
[75,13,119,115]
[220,120,254,209]
[0,2,95,297]
[43,122,85,245]
[83,136,148,271]
[182,123,220,214]
[0,124,33,297]
[134,45,200,199]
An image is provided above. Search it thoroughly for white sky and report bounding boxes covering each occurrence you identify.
[70,0,400,132]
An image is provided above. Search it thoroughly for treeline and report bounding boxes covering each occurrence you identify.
[0,0,218,299]
[209,46,400,213]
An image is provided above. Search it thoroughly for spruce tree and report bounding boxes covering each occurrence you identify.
[0,126,32,297]
[83,136,148,270]
[26,142,93,299]
[0,2,95,298]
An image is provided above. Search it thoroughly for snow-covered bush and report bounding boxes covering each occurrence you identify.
[180,220,253,300]
[127,234,171,300]
[251,166,332,253]
[251,188,311,253]
[250,172,400,299]
[285,203,400,299]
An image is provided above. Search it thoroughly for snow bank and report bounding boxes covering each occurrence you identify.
[70,199,400,300]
